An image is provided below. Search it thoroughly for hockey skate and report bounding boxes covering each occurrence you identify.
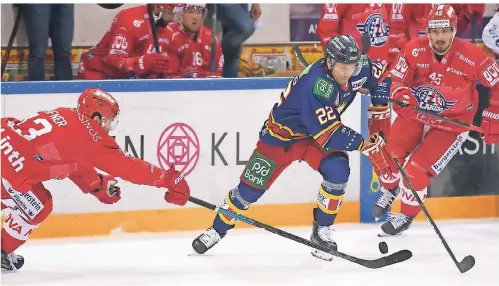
[1,251,24,271]
[373,187,400,220]
[192,227,226,254]
[310,209,338,261]
[379,212,415,237]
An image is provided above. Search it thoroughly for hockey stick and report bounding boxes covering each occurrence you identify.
[388,98,484,133]
[358,88,485,134]
[210,4,217,73]
[292,45,308,69]
[147,4,161,54]
[379,134,475,273]
[188,196,412,269]
[1,6,23,77]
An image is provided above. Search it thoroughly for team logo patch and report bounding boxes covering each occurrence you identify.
[411,85,456,113]
[312,78,334,100]
[356,13,389,47]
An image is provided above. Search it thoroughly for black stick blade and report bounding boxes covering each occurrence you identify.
[459,255,475,273]
[363,250,412,269]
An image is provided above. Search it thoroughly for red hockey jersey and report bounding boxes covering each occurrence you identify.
[77,5,166,79]
[390,37,499,128]
[160,21,224,78]
[317,4,391,64]
[1,108,169,193]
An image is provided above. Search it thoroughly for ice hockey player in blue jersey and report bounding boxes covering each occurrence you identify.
[192,35,398,261]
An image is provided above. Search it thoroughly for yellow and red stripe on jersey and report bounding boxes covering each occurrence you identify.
[313,121,343,148]
[264,112,308,141]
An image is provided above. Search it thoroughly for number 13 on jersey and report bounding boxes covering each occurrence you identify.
[12,112,54,141]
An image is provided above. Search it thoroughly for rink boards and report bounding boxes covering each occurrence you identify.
[1,78,498,239]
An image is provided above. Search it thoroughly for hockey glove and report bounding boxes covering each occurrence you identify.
[90,174,121,204]
[135,54,171,78]
[481,104,499,144]
[391,85,418,118]
[161,167,190,206]
[360,133,399,184]
[368,105,391,138]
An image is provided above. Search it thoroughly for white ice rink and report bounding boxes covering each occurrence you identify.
[2,219,498,286]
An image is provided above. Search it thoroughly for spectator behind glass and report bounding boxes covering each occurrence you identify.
[22,4,74,81]
[209,4,260,78]
[76,4,175,80]
[160,4,223,78]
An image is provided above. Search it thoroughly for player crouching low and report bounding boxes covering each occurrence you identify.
[1,88,191,271]
[191,35,397,261]
[372,4,499,236]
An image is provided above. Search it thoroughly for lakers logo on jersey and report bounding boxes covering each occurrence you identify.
[356,13,389,47]
[411,86,456,113]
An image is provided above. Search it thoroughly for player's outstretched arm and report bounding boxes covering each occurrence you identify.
[89,137,190,206]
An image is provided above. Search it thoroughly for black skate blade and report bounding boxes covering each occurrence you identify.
[458,255,475,273]
[363,250,412,269]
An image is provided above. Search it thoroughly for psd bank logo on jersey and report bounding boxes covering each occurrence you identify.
[356,13,389,47]
[411,86,456,113]
[157,123,200,176]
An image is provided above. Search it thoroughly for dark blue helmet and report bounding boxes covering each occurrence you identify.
[324,35,362,65]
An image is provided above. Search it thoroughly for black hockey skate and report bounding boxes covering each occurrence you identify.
[379,212,416,237]
[373,187,400,220]
[310,208,338,261]
[1,251,24,271]
[192,227,227,254]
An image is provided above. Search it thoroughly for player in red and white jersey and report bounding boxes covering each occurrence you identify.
[372,4,499,236]
[385,4,424,66]
[76,4,176,79]
[317,4,390,65]
[160,4,223,78]
[1,88,190,271]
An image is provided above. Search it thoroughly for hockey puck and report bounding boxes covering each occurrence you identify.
[378,241,388,254]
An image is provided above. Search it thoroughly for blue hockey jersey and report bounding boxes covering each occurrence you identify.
[260,56,391,152]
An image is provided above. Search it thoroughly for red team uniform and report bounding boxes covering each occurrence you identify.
[317,4,391,65]
[374,5,499,235]
[1,88,190,271]
[385,4,424,65]
[160,4,223,78]
[77,5,174,79]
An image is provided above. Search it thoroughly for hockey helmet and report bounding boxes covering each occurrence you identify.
[173,3,206,14]
[324,35,362,75]
[77,88,120,131]
[427,4,458,55]
[427,4,458,31]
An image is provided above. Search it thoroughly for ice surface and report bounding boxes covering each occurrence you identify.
[2,219,498,286]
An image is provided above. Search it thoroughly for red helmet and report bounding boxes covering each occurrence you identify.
[173,3,206,14]
[427,4,457,31]
[77,87,119,122]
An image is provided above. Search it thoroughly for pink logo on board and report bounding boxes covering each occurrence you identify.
[157,123,200,176]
